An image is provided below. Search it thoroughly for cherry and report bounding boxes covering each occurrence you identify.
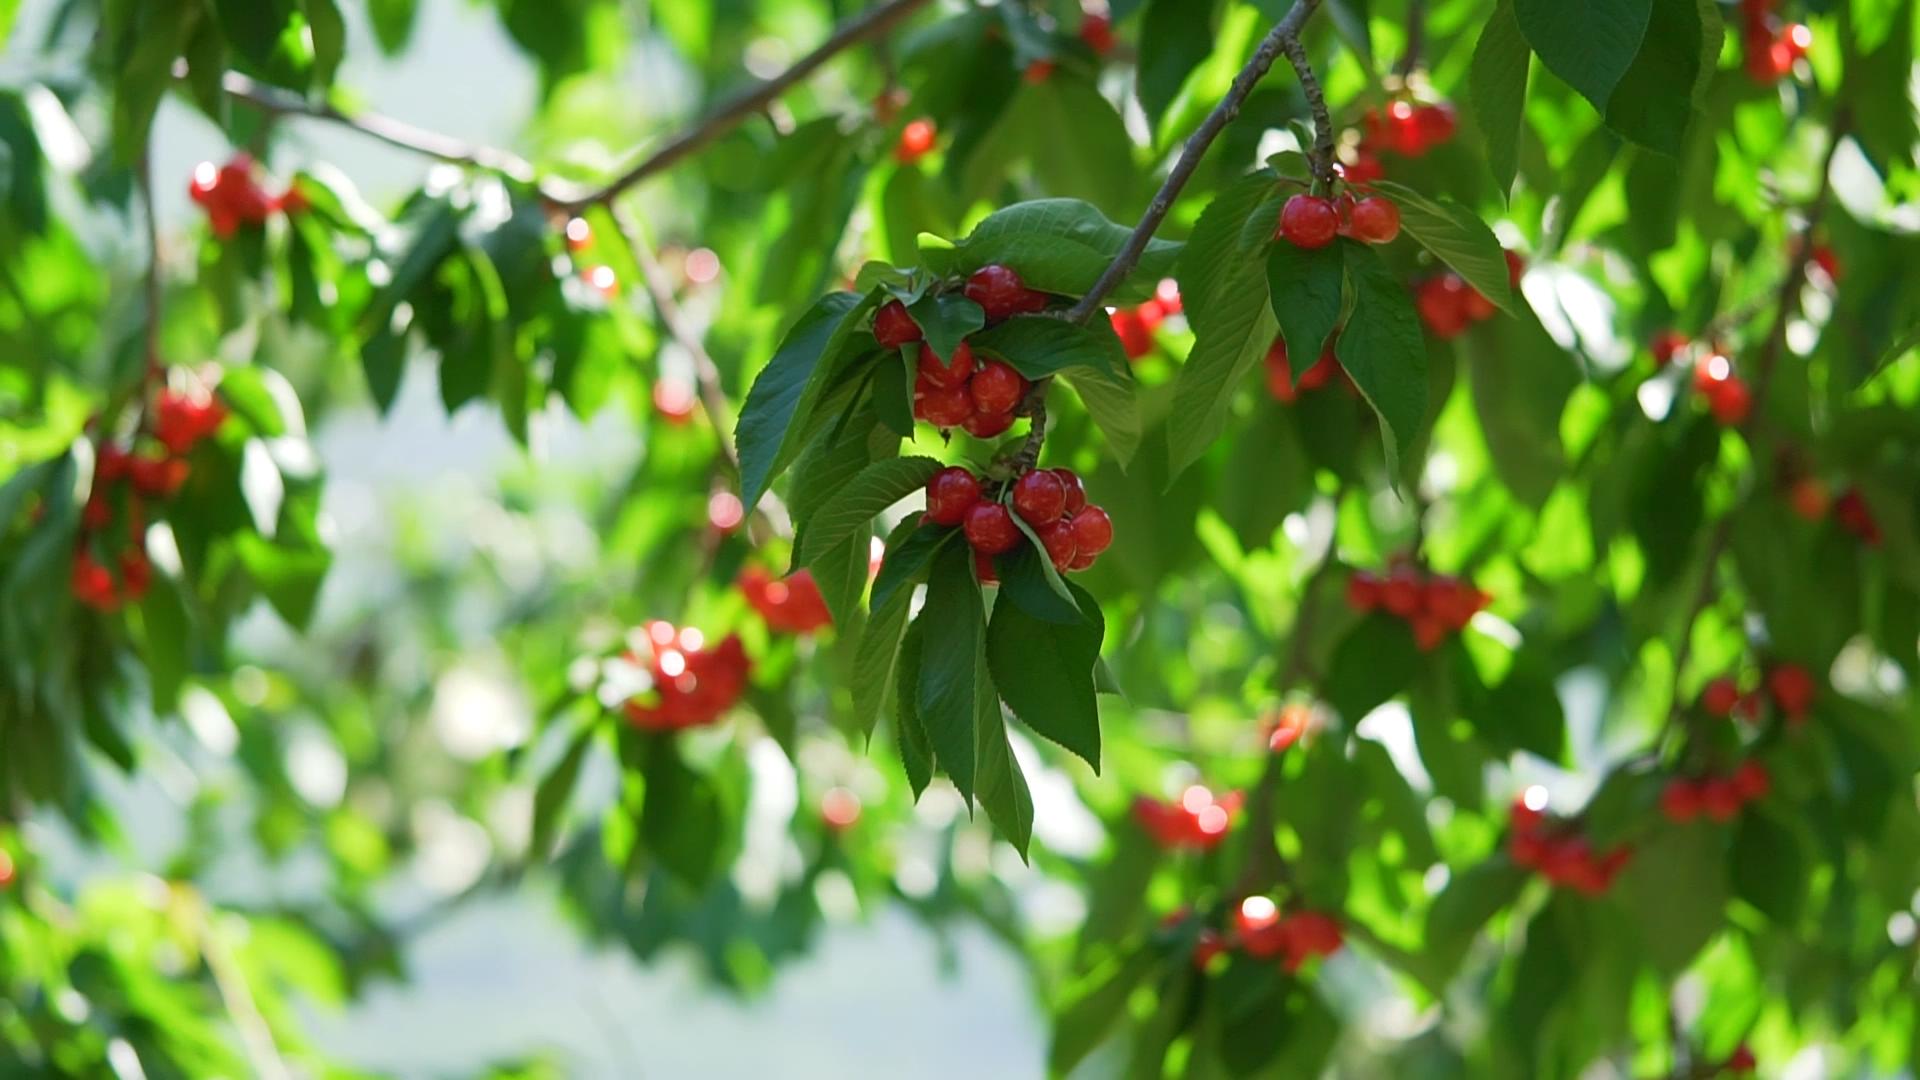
[1265,340,1300,403]
[1332,193,1358,237]
[896,119,937,164]
[820,787,862,831]
[874,300,923,348]
[1650,330,1689,367]
[1346,571,1382,612]
[975,549,999,584]
[1154,278,1181,314]
[1700,677,1742,717]
[914,378,974,428]
[1346,196,1401,244]
[1023,58,1055,84]
[1726,1044,1756,1073]
[653,379,696,424]
[1706,376,1751,425]
[961,409,1015,439]
[71,552,116,610]
[1700,778,1743,823]
[1110,308,1155,359]
[739,568,832,634]
[1766,663,1815,718]
[154,390,227,455]
[1277,195,1340,249]
[1732,761,1771,802]
[1787,476,1829,520]
[1410,614,1448,652]
[1381,569,1423,618]
[1037,519,1078,571]
[1505,250,1526,287]
[968,359,1027,415]
[1079,12,1115,55]
[1414,102,1457,147]
[925,466,982,526]
[1011,470,1067,525]
[1810,244,1841,282]
[1383,100,1425,155]
[964,502,1022,555]
[1834,487,1881,545]
[1342,147,1384,185]
[1509,828,1550,869]
[1416,276,1470,339]
[1053,469,1088,515]
[1069,506,1113,557]
[917,340,975,387]
[964,264,1048,322]
[1660,779,1702,823]
[1191,929,1227,971]
[1299,347,1340,390]
[129,454,188,498]
[564,217,593,251]
[1235,896,1283,954]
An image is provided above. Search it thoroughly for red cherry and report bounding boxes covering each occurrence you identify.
[1660,779,1703,823]
[1414,102,1457,147]
[1651,330,1689,366]
[1332,193,1358,237]
[1834,487,1881,545]
[1023,58,1055,84]
[968,359,1027,415]
[917,340,975,388]
[1265,340,1299,403]
[1706,376,1752,425]
[896,119,937,163]
[1416,276,1470,339]
[1504,250,1526,287]
[874,301,923,348]
[963,264,1048,322]
[1700,778,1743,823]
[925,466,982,526]
[1299,347,1340,390]
[914,379,974,428]
[71,552,116,610]
[1037,519,1078,571]
[1381,570,1423,619]
[1701,677,1742,717]
[1726,1044,1756,1073]
[1766,663,1816,718]
[1154,278,1181,314]
[1509,828,1549,869]
[1384,100,1425,155]
[1079,12,1115,55]
[1069,505,1113,557]
[1277,194,1340,249]
[1346,571,1382,613]
[1787,477,1830,521]
[1411,615,1448,652]
[1732,761,1771,802]
[1346,196,1401,244]
[1342,147,1384,185]
[1190,929,1226,971]
[1053,469,1087,515]
[975,549,999,584]
[1110,308,1154,359]
[964,502,1022,555]
[1011,470,1067,525]
[961,409,1015,439]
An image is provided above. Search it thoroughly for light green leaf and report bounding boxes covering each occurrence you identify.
[1469,0,1532,198]
[736,291,878,510]
[1364,179,1514,314]
[952,199,1180,305]
[800,456,945,568]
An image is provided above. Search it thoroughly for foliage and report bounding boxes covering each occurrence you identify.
[2,0,1919,1076]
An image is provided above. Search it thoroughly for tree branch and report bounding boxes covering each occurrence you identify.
[138,150,163,377]
[554,0,934,210]
[1065,0,1327,323]
[1394,0,1427,78]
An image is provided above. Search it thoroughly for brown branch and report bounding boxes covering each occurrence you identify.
[554,0,934,210]
[1065,0,1328,323]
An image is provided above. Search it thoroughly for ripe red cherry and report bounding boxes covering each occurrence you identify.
[917,340,975,388]
[1767,663,1816,718]
[1700,778,1743,822]
[1381,570,1423,618]
[1660,779,1702,823]
[1277,194,1340,249]
[1079,12,1115,55]
[1414,102,1457,147]
[874,301,923,348]
[1266,340,1299,403]
[1053,469,1087,514]
[964,502,1022,555]
[975,549,999,584]
[1011,470,1067,525]
[961,410,1015,439]
[1069,505,1113,557]
[1190,929,1226,970]
[914,379,974,428]
[896,119,937,163]
[1700,677,1741,717]
[1411,615,1448,652]
[964,264,1047,322]
[1706,376,1752,425]
[1347,196,1401,244]
[968,359,1027,415]
[1732,761,1771,801]
[1416,276,1470,338]
[1037,519,1078,570]
[1023,59,1055,84]
[1347,572,1382,612]
[1110,308,1154,359]
[1726,1044,1756,1073]
[1651,330,1688,366]
[1342,147,1384,185]
[1787,477,1829,521]
[925,466,982,526]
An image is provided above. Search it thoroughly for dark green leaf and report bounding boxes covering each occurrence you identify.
[1325,612,1419,723]
[799,456,944,568]
[917,543,986,800]
[531,722,596,857]
[1731,808,1806,923]
[1265,240,1346,379]
[1512,0,1653,114]
[639,736,726,887]
[970,315,1128,381]
[1469,0,1532,198]
[736,291,878,510]
[988,580,1103,771]
[974,668,1034,857]
[895,620,934,797]
[1137,0,1219,131]
[1364,180,1514,314]
[906,293,986,364]
[1604,0,1716,154]
[948,199,1180,304]
[872,520,955,615]
[1335,243,1430,474]
[1613,823,1728,972]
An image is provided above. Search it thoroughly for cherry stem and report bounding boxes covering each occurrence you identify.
[137,150,162,379]
[1394,0,1426,79]
[1010,384,1048,474]
[1065,0,1328,324]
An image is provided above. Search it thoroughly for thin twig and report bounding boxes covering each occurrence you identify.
[555,0,934,210]
[1395,0,1427,78]
[1278,23,1337,191]
[1065,0,1328,323]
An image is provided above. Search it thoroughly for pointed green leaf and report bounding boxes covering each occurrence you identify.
[1470,0,1532,198]
[988,580,1104,772]
[970,315,1129,381]
[736,291,878,510]
[800,456,945,567]
[907,292,986,362]
[1265,240,1346,382]
[1335,243,1430,474]
[974,662,1034,857]
[1512,0,1652,115]
[895,620,934,797]
[1364,180,1514,314]
[917,543,986,801]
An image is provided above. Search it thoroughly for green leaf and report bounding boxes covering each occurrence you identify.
[811,532,871,631]
[1364,180,1514,314]
[1469,0,1532,198]
[1003,77,1139,220]
[1730,808,1806,923]
[998,515,1084,625]
[974,666,1034,857]
[1604,0,1716,155]
[638,736,726,887]
[1265,241,1346,379]
[1325,612,1420,723]
[1138,0,1219,131]
[366,0,418,53]
[799,456,945,568]
[303,0,346,87]
[873,349,915,437]
[233,533,330,630]
[1334,243,1430,475]
[950,199,1179,305]
[109,0,200,163]
[735,291,878,511]
[209,0,301,73]
[906,293,985,364]
[851,518,924,741]
[917,543,986,801]
[970,315,1128,381]
[894,621,934,798]
[1425,857,1527,978]
[1512,0,1653,115]
[872,520,955,615]
[1050,951,1158,1076]
[1465,308,1578,507]
[1167,173,1283,478]
[988,580,1104,772]
[531,722,596,857]
[1613,823,1728,973]
[1061,366,1142,468]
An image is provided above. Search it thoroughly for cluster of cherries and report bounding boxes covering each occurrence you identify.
[1264,339,1348,404]
[1358,98,1458,161]
[72,389,228,612]
[876,265,1055,438]
[1650,332,1755,426]
[924,465,1113,578]
[1212,896,1345,973]
[1741,0,1812,84]
[189,155,302,239]
[1660,761,1772,824]
[1108,278,1182,360]
[621,620,751,732]
[1781,472,1882,546]
[1275,188,1402,250]
[738,568,832,635]
[1132,785,1241,851]
[1414,250,1525,339]
[1347,564,1492,652]
[1699,662,1819,725]
[1507,792,1635,897]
